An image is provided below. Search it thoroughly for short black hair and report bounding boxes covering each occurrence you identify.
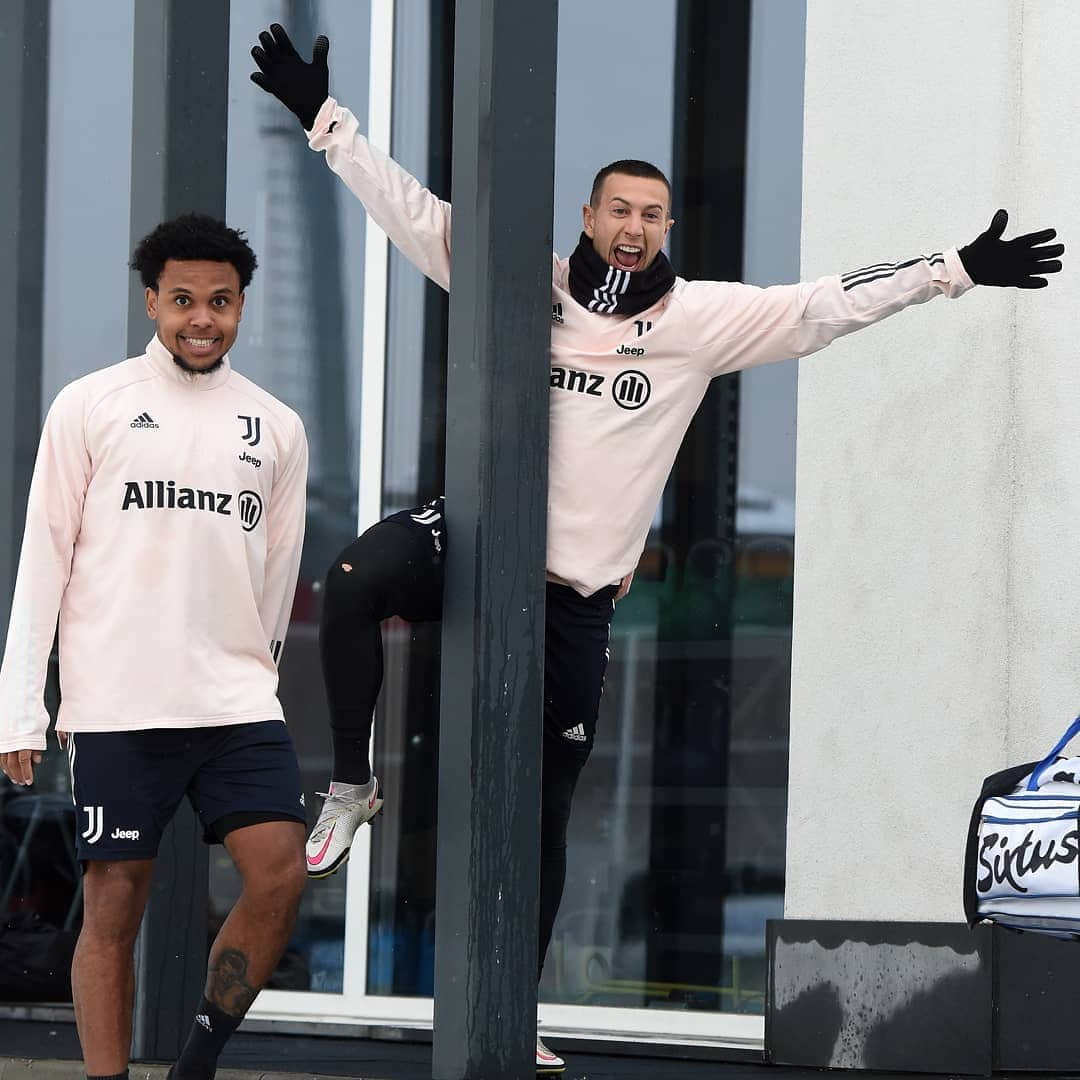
[130,213,258,291]
[589,160,672,211]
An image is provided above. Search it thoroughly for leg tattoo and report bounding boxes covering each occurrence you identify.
[206,948,257,1017]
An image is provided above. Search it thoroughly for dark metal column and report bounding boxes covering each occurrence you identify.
[432,0,557,1077]
[126,0,229,1062]
[0,0,48,652]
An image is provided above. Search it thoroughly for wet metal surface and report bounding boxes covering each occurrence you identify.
[767,920,992,1075]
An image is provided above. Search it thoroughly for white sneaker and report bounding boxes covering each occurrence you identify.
[536,1034,565,1074]
[305,777,384,878]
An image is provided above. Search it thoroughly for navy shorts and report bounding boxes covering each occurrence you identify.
[68,720,305,863]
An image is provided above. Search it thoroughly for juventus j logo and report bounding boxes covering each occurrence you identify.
[81,805,104,845]
[238,415,262,447]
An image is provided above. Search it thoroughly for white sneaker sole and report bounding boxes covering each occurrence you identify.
[536,1039,565,1074]
[306,797,384,879]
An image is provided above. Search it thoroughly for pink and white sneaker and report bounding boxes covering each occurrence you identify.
[305,777,383,878]
[536,1034,565,1075]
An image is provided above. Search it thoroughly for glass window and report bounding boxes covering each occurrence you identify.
[540,0,801,1019]
[213,0,372,996]
[3,0,803,1039]
[41,0,135,401]
[362,0,800,1030]
[2,0,136,1007]
[365,0,449,1001]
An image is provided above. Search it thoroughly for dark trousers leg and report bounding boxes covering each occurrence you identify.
[537,736,590,980]
[319,519,443,783]
[536,582,617,979]
[321,517,614,985]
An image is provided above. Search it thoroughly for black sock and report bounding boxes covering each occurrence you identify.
[171,998,243,1080]
[88,1073,129,1080]
[331,727,372,784]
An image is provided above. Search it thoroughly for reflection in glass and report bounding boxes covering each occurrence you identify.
[367,622,440,997]
[0,747,82,1004]
[41,0,135,398]
[365,0,450,998]
[542,514,791,1014]
[0,656,80,1004]
[5,0,136,1006]
[356,0,797,1016]
[539,0,795,1016]
[213,0,372,994]
[363,0,795,1016]
[212,0,798,1017]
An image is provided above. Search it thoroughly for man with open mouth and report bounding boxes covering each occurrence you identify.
[251,22,1064,1077]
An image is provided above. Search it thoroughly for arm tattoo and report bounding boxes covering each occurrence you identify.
[207,948,258,1017]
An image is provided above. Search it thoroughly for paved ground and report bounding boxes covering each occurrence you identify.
[4,1021,753,1080]
[0,1019,1017,1079]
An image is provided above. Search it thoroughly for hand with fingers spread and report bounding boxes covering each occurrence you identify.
[250,23,330,131]
[0,748,43,787]
[959,209,1065,289]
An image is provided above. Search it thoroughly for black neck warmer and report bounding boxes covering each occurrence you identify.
[567,232,676,316]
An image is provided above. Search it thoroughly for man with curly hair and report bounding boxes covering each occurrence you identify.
[0,214,310,1080]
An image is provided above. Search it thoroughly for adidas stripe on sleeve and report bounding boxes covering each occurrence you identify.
[688,247,975,376]
[841,252,946,291]
[257,413,308,667]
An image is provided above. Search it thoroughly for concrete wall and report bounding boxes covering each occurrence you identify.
[787,2,1080,921]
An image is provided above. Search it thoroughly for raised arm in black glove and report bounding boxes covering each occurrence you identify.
[959,209,1065,289]
[250,23,329,132]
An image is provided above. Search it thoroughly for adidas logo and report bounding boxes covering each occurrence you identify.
[196,1013,212,1032]
[562,723,587,743]
[130,412,159,429]
[551,302,565,324]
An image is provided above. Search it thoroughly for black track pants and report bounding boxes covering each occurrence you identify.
[319,502,445,782]
[318,499,615,976]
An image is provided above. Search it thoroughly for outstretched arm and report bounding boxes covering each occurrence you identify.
[690,211,1064,376]
[251,23,452,291]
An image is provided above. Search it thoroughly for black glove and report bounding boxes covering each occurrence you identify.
[959,209,1064,289]
[250,23,329,131]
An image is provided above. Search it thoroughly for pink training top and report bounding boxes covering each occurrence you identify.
[0,336,308,752]
[308,98,975,597]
